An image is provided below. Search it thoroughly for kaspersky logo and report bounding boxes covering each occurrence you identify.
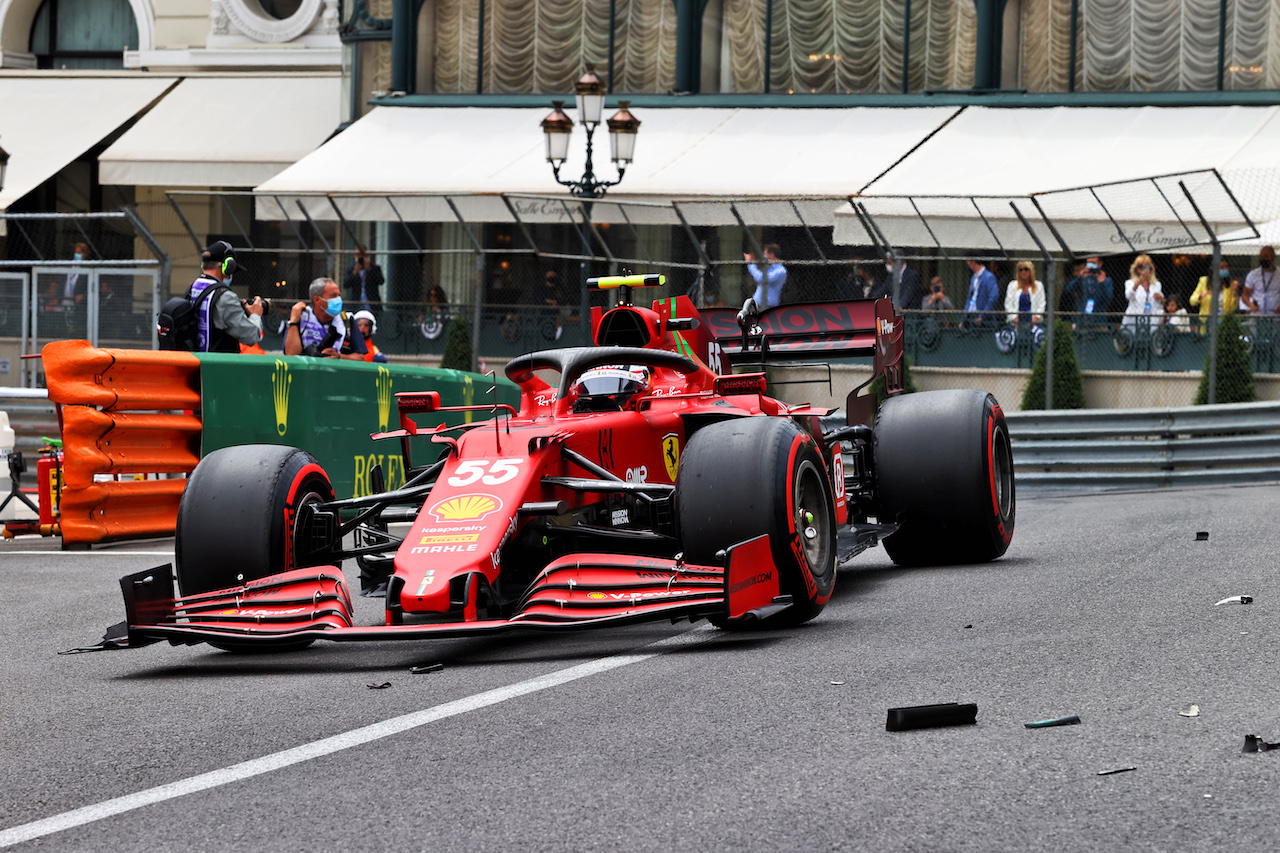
[272,359,291,435]
[376,366,393,432]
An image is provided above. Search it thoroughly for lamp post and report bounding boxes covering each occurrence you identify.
[541,64,640,199]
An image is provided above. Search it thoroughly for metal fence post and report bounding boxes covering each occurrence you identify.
[1046,259,1058,410]
[1011,201,1058,409]
[1180,181,1222,404]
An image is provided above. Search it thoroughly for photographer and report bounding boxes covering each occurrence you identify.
[284,277,368,360]
[189,241,264,353]
[344,246,384,313]
[921,276,954,310]
[1062,256,1114,328]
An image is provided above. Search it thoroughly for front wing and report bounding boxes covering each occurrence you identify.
[116,537,785,649]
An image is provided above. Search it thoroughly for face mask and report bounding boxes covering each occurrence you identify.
[325,296,343,317]
[1219,269,1230,278]
[885,264,893,272]
[74,253,83,261]
[1263,259,1275,269]
[223,275,233,286]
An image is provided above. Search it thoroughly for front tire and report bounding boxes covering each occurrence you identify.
[873,390,1014,567]
[677,417,837,628]
[176,444,337,597]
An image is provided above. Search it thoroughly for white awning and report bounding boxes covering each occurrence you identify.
[0,76,178,211]
[837,105,1280,253]
[254,105,960,220]
[863,105,1280,198]
[99,76,341,187]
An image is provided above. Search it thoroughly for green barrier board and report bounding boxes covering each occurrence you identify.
[197,354,520,498]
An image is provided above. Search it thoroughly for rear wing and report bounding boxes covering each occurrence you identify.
[698,297,904,421]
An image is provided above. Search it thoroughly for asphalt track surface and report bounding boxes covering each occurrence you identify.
[3,483,1280,852]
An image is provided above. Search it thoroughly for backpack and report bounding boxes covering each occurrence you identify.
[157,285,227,351]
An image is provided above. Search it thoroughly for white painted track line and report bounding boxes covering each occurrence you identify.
[0,626,712,848]
[0,551,174,556]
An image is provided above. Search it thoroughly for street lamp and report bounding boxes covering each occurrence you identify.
[540,64,641,198]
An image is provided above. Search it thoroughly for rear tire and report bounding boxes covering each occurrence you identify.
[873,390,1014,567]
[176,444,337,595]
[677,417,837,628]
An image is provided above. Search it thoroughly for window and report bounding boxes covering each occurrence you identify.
[29,0,138,70]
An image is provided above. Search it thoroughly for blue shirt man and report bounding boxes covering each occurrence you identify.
[1062,256,1114,327]
[745,243,787,309]
[964,259,1000,325]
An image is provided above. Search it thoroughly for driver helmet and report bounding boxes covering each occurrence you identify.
[572,365,651,405]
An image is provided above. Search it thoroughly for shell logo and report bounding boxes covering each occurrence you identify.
[428,493,503,523]
[587,592,606,600]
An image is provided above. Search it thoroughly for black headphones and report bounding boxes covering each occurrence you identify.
[204,241,237,277]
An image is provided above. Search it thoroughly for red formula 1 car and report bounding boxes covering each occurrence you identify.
[105,273,1014,653]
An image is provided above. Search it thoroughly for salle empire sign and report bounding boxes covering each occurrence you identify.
[1109,225,1195,249]
[508,199,576,220]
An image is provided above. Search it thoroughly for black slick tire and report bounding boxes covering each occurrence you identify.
[175,445,337,652]
[873,389,1015,567]
[676,417,837,628]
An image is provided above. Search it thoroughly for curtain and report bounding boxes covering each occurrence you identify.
[1020,0,1280,92]
[428,0,1280,95]
[722,0,975,94]
[431,0,676,94]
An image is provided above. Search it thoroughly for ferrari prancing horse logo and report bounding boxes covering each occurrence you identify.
[662,433,680,482]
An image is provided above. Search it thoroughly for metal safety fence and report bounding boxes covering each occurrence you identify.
[3,175,1274,409]
[0,210,169,387]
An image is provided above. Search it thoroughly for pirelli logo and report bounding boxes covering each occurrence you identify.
[419,533,481,545]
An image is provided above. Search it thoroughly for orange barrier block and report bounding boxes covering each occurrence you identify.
[43,340,205,545]
[59,408,202,487]
[58,479,188,543]
[44,340,200,412]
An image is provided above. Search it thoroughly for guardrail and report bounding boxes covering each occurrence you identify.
[0,388,57,456]
[1006,400,1280,491]
[824,399,1280,493]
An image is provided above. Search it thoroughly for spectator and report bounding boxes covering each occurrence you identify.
[963,258,1000,326]
[834,256,875,298]
[1164,294,1191,332]
[1122,254,1164,328]
[417,284,449,341]
[62,242,90,308]
[284,277,367,360]
[542,270,571,341]
[1189,259,1250,334]
[343,246,384,313]
[744,243,787,309]
[188,241,264,353]
[353,309,387,363]
[921,276,954,310]
[1243,246,1280,315]
[1004,261,1046,328]
[1062,256,1114,327]
[835,258,882,301]
[882,254,924,313]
